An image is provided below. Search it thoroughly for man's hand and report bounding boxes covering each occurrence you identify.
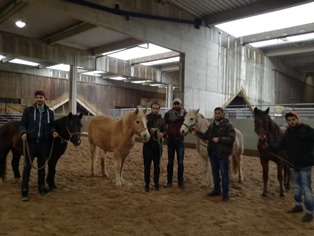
[21,133,27,141]
[52,132,59,138]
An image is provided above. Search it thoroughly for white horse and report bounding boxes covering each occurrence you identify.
[180,109,244,187]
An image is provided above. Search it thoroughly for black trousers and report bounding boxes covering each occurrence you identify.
[143,141,162,187]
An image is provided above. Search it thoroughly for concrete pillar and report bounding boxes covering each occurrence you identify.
[166,84,173,108]
[69,57,77,114]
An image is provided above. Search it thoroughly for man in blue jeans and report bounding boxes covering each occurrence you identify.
[269,111,314,222]
[164,98,186,189]
[191,107,235,201]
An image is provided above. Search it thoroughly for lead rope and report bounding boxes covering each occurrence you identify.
[152,128,163,160]
[23,138,55,170]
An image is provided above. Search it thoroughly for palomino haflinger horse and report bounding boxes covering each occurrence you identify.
[88,108,150,187]
[253,107,290,197]
[0,112,83,190]
[180,109,244,187]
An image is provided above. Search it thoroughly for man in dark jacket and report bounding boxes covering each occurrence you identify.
[142,101,167,192]
[192,107,235,201]
[269,111,314,222]
[164,98,187,188]
[19,90,59,201]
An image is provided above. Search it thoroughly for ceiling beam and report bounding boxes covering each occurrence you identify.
[265,44,314,57]
[242,23,314,44]
[0,0,28,25]
[91,38,144,55]
[206,0,313,26]
[42,22,96,45]
[130,51,179,65]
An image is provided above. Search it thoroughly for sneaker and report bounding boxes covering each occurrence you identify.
[301,213,313,222]
[178,183,185,189]
[208,191,221,197]
[39,188,50,196]
[288,206,303,213]
[21,191,29,201]
[155,186,160,191]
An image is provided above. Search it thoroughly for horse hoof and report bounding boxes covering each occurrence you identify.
[280,193,285,197]
[261,193,267,197]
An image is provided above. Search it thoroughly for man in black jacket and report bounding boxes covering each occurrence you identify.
[142,101,167,192]
[191,107,235,201]
[269,111,314,222]
[19,90,59,201]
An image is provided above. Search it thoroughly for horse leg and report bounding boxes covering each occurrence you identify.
[237,154,243,183]
[260,158,269,197]
[200,154,210,187]
[100,150,109,177]
[89,143,96,176]
[228,156,234,182]
[113,152,123,187]
[283,163,290,190]
[11,149,21,183]
[0,153,7,184]
[276,162,285,197]
[47,156,58,191]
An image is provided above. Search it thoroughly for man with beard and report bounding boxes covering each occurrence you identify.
[142,101,167,192]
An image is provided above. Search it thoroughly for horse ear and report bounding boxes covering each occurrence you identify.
[265,107,270,115]
[143,108,147,114]
[135,108,139,114]
[196,108,200,114]
[254,107,258,114]
[79,113,83,119]
[68,112,73,118]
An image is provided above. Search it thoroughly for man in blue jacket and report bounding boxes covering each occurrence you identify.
[269,111,314,222]
[19,90,59,201]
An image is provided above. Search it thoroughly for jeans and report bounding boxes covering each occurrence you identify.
[143,142,161,187]
[290,167,314,214]
[21,142,49,193]
[210,151,229,198]
[167,139,185,185]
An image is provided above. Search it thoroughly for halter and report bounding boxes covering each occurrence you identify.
[182,119,197,132]
[136,127,148,136]
[59,125,81,143]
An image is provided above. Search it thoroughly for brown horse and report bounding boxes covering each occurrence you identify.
[180,109,244,187]
[88,108,150,187]
[253,107,290,197]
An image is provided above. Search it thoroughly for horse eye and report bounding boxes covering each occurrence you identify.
[136,120,140,124]
[190,118,193,121]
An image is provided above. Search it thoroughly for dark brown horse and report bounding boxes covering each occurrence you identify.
[0,112,83,190]
[253,107,290,197]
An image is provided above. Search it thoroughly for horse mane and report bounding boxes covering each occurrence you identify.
[195,112,210,133]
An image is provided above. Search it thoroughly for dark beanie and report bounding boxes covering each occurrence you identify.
[34,90,46,99]
[285,111,298,120]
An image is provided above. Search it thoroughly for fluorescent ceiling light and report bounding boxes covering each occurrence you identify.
[105,43,171,60]
[9,58,38,67]
[82,70,105,76]
[0,55,6,60]
[250,32,314,48]
[215,2,314,37]
[108,76,125,81]
[141,56,180,66]
[47,64,70,71]
[131,80,148,84]
[15,20,26,28]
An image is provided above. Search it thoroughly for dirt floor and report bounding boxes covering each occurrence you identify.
[0,136,314,236]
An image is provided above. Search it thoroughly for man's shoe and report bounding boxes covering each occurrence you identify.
[222,196,230,202]
[178,183,185,189]
[301,213,313,222]
[164,183,172,188]
[288,206,303,213]
[21,191,29,201]
[208,191,221,197]
[39,188,50,196]
[143,185,149,192]
[155,186,160,191]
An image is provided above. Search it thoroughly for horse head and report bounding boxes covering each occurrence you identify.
[180,108,200,136]
[132,108,150,142]
[66,112,83,146]
[253,107,271,144]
